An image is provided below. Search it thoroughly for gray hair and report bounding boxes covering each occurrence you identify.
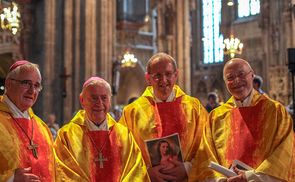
[146,52,177,74]
[6,63,41,80]
[5,63,41,94]
[81,79,112,97]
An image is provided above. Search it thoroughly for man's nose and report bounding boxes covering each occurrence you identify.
[159,75,169,82]
[27,84,36,92]
[94,97,103,104]
[231,75,242,83]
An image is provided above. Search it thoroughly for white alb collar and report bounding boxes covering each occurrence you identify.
[85,114,109,131]
[3,94,30,119]
[154,90,176,103]
[233,89,254,107]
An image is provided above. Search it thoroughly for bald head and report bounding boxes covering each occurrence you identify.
[223,58,253,77]
[223,58,255,101]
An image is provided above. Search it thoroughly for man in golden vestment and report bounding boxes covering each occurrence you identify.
[189,58,294,182]
[119,53,208,182]
[54,77,149,182]
[0,60,55,181]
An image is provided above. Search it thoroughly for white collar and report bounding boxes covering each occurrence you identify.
[3,94,30,119]
[154,90,176,103]
[85,114,109,131]
[234,90,254,107]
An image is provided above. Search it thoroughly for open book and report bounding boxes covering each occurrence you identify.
[144,133,183,167]
[208,160,253,177]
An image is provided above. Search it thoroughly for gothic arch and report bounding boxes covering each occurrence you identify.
[117,63,146,105]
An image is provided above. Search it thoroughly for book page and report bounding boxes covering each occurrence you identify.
[208,161,237,177]
[209,160,253,178]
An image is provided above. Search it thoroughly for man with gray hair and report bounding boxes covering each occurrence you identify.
[54,76,149,181]
[0,60,55,181]
[119,52,208,181]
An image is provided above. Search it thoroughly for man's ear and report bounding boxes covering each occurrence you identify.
[79,94,84,108]
[145,73,151,85]
[175,69,179,78]
[5,79,11,90]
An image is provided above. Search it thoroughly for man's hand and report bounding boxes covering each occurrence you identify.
[227,167,247,182]
[148,165,177,182]
[14,167,40,182]
[160,160,188,182]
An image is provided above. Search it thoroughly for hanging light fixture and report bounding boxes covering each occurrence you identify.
[227,0,234,6]
[222,34,244,58]
[0,1,21,35]
[121,51,138,68]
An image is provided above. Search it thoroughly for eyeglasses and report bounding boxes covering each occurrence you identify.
[150,71,176,81]
[10,78,42,92]
[224,70,252,82]
[87,95,109,103]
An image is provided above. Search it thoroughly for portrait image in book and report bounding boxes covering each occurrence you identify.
[145,133,183,170]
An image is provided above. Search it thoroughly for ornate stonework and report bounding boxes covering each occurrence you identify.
[0,31,21,60]
[2,0,294,123]
[269,66,290,105]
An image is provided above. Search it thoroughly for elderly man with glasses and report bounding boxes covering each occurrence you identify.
[119,52,208,182]
[190,58,294,182]
[54,76,149,181]
[0,60,55,181]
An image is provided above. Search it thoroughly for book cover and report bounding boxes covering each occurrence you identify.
[230,160,253,171]
[144,133,183,169]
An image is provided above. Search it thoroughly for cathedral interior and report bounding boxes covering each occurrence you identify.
[0,0,294,125]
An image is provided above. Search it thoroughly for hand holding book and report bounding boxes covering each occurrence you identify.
[208,160,253,177]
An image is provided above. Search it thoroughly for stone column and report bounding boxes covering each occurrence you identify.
[175,0,191,94]
[85,0,97,78]
[43,0,56,118]
[73,0,82,110]
[97,0,115,82]
[156,0,191,94]
[63,0,74,121]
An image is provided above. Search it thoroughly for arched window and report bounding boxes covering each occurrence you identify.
[202,0,223,64]
[238,0,260,18]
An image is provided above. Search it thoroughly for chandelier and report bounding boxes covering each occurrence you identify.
[222,35,244,58]
[0,1,21,35]
[121,52,138,68]
[227,0,234,6]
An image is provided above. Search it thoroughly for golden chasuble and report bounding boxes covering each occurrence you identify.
[189,91,294,181]
[0,98,55,181]
[119,85,208,167]
[55,110,149,182]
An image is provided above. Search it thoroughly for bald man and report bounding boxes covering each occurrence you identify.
[189,58,294,182]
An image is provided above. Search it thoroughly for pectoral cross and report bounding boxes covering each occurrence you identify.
[94,152,108,168]
[28,140,38,159]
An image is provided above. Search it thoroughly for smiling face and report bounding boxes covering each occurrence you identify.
[223,58,254,101]
[80,83,111,124]
[146,59,178,101]
[5,66,41,112]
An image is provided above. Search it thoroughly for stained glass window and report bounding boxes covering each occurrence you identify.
[238,0,260,18]
[202,0,223,64]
